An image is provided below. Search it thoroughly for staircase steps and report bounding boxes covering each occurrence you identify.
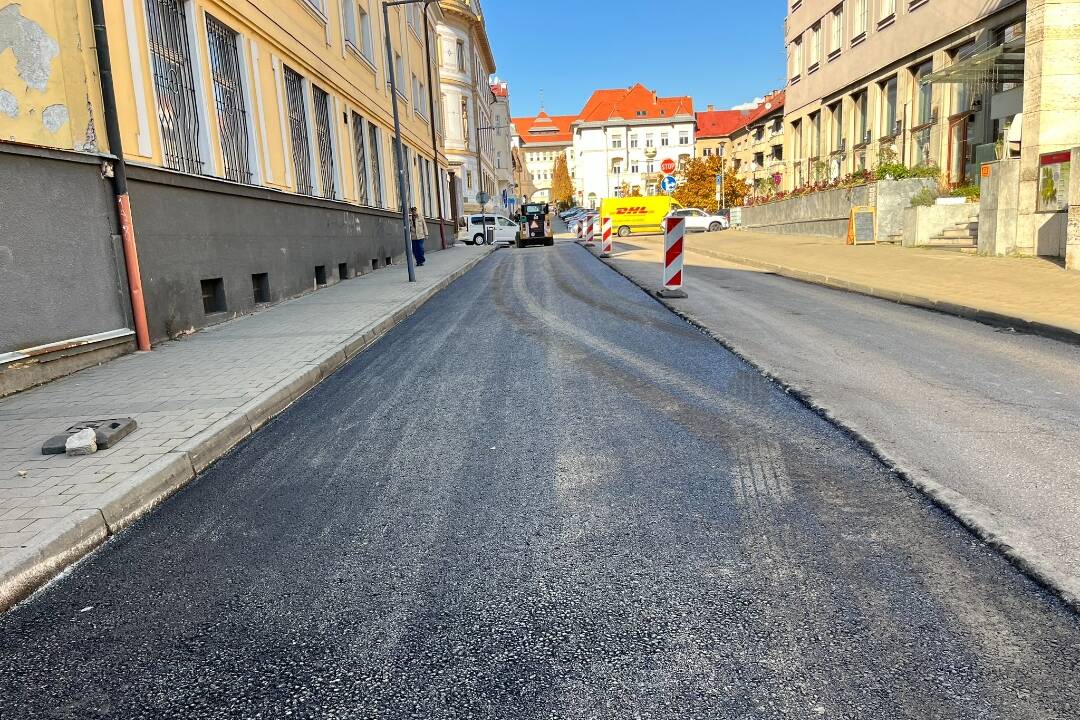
[925,217,978,248]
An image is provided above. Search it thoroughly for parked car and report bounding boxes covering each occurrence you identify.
[664,207,730,233]
[569,210,599,236]
[457,214,520,246]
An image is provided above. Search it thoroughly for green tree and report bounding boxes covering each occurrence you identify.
[671,155,747,210]
[550,154,574,209]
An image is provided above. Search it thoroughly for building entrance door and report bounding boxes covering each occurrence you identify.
[948,114,971,187]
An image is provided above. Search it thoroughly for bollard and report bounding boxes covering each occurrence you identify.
[584,216,596,247]
[599,216,612,258]
[657,216,687,298]
[576,221,583,242]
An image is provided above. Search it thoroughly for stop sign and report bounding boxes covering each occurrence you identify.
[661,158,677,174]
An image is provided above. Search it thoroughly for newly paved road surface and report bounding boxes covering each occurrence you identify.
[2,242,1079,719]
[605,234,1080,593]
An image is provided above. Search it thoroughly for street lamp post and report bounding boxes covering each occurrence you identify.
[475,122,510,245]
[382,0,437,282]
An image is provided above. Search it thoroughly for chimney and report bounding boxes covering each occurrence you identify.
[707,104,714,112]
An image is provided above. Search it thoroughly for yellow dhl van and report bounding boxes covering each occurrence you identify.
[599,196,682,237]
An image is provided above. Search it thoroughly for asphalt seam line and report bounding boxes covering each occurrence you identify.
[585,242,1080,615]
[0,249,492,614]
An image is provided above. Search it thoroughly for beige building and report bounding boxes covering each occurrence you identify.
[783,0,1078,260]
[511,112,575,203]
[731,92,786,196]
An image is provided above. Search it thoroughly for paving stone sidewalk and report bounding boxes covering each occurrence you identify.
[640,230,1080,341]
[0,245,489,609]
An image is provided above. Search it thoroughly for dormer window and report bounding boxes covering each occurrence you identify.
[636,110,646,117]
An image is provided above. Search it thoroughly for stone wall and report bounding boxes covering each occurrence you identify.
[740,178,937,239]
[979,159,1020,256]
[902,203,979,247]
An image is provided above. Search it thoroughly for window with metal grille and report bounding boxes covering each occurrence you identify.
[368,123,383,207]
[351,112,369,205]
[145,0,203,174]
[283,66,313,195]
[312,86,336,199]
[205,15,251,184]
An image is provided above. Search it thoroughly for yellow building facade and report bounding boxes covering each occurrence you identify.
[1,0,458,393]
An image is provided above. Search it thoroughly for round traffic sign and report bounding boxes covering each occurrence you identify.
[660,175,678,193]
[660,158,677,174]
[476,191,491,204]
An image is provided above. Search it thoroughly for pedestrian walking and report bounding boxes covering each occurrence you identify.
[410,207,426,267]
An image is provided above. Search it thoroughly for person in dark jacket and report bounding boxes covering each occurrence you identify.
[409,207,426,267]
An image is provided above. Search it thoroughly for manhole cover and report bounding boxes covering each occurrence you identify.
[42,418,137,455]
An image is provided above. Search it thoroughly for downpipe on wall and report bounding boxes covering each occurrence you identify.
[90,0,151,351]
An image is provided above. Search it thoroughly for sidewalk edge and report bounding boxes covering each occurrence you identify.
[0,248,491,614]
[677,242,1080,346]
[594,246,1080,614]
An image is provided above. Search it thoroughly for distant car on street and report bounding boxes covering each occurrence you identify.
[457,214,519,246]
[665,207,730,233]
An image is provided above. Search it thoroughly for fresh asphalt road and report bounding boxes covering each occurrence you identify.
[604,234,1080,593]
[2,241,1079,719]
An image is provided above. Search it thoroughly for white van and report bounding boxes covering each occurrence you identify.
[457,214,519,246]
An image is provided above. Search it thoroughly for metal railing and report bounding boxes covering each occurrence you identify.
[205,14,251,184]
[145,0,202,174]
[312,85,336,199]
[283,66,313,195]
[351,112,370,205]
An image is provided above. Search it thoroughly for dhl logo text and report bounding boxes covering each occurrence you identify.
[614,207,650,215]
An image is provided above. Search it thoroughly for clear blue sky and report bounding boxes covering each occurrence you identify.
[484,1,788,118]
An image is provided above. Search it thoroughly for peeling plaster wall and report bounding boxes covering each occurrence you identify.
[0,1,100,152]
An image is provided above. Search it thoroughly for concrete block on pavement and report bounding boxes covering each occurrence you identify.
[175,414,253,473]
[0,509,107,612]
[98,453,194,533]
[65,429,98,456]
[314,350,348,381]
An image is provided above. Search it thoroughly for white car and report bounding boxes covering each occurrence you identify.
[666,208,729,232]
[457,214,520,246]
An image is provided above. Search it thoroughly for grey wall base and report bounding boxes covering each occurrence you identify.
[127,165,453,343]
[0,339,135,400]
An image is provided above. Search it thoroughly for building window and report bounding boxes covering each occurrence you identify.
[808,23,821,70]
[357,4,373,60]
[612,136,623,148]
[660,132,670,146]
[146,0,203,174]
[368,123,383,207]
[645,134,654,148]
[351,112,369,205]
[342,0,358,46]
[880,0,896,23]
[612,164,621,175]
[829,5,843,56]
[831,101,844,152]
[791,37,803,79]
[393,52,405,96]
[312,85,336,199]
[914,60,935,125]
[646,162,654,173]
[951,42,977,116]
[630,134,638,148]
[679,131,689,145]
[460,97,470,146]
[630,162,639,173]
[881,76,898,136]
[205,15,251,184]
[852,0,867,40]
[855,90,869,143]
[703,147,712,156]
[283,66,313,195]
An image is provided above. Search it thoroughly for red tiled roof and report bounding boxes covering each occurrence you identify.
[742,90,786,126]
[578,83,694,123]
[695,110,750,139]
[511,111,576,145]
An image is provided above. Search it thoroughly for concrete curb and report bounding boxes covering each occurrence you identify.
[0,248,492,614]
[591,244,1080,614]
[628,237,1080,346]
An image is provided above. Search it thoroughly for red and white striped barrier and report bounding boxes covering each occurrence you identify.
[658,216,687,298]
[599,216,612,258]
[584,216,596,247]
[576,220,583,241]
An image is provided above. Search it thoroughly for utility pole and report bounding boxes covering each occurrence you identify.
[383,0,438,282]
